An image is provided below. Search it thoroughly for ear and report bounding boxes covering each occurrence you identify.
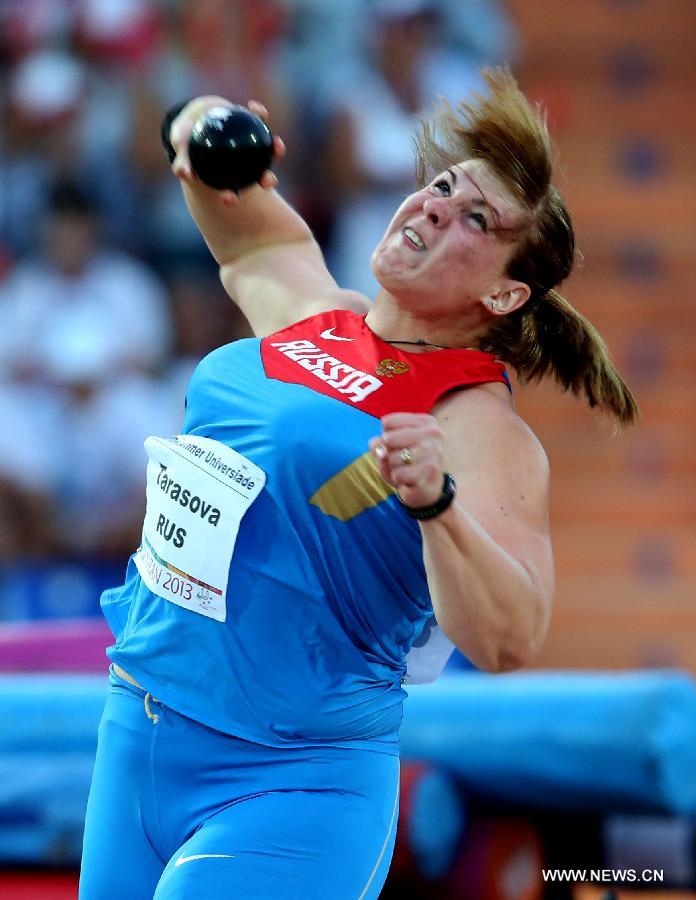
[481,281,531,316]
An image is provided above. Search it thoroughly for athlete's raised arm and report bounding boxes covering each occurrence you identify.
[166,97,369,337]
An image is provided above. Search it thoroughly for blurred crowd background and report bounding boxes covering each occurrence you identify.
[0,0,515,563]
[1,1,695,897]
[1,0,694,676]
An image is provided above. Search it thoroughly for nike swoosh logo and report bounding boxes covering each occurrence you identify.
[320,327,354,342]
[174,854,236,867]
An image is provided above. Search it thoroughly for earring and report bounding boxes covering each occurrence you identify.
[485,299,497,310]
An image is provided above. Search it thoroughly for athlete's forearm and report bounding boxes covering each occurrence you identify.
[420,502,551,673]
[180,182,313,267]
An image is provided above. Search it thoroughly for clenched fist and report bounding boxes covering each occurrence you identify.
[368,412,445,509]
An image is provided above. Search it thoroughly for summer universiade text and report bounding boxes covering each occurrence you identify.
[542,868,664,884]
[176,440,257,489]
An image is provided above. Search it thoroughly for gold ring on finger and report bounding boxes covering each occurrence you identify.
[399,447,413,466]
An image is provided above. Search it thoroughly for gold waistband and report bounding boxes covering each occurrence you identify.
[112,663,144,690]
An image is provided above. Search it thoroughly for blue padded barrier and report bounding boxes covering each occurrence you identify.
[0,754,95,863]
[1,670,695,865]
[401,671,696,814]
[0,675,106,753]
[0,675,105,863]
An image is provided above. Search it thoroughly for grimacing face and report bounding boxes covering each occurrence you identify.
[371,159,530,317]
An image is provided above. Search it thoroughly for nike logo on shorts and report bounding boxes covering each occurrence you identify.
[174,854,236,866]
[320,327,354,342]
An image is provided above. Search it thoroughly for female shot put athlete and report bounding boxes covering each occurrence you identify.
[79,70,637,899]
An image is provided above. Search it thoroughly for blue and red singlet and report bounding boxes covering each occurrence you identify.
[101,309,508,753]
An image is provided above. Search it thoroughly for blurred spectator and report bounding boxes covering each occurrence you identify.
[280,0,516,100]
[320,0,484,296]
[0,0,77,61]
[0,180,173,557]
[0,180,170,382]
[435,0,517,62]
[0,49,88,256]
[0,49,144,258]
[36,362,177,558]
[72,0,165,248]
[73,0,162,68]
[0,381,62,558]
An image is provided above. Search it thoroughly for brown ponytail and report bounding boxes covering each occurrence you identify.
[413,68,639,430]
[480,289,639,431]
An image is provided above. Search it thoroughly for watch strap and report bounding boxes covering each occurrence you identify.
[398,472,456,520]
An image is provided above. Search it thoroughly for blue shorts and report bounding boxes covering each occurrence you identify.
[79,668,400,899]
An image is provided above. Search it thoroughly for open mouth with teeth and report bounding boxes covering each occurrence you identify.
[403,227,426,250]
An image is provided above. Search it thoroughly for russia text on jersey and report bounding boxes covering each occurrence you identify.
[269,339,382,403]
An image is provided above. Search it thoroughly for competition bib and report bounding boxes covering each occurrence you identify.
[134,435,265,622]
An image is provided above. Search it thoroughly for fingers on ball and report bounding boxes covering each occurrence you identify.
[248,99,269,119]
[272,136,286,159]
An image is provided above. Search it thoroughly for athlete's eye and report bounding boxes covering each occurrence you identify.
[432,179,451,196]
[467,210,488,233]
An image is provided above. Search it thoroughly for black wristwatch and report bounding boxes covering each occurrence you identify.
[160,99,194,165]
[398,472,456,520]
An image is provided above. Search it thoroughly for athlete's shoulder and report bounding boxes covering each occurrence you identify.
[436,382,549,478]
[195,335,259,374]
[184,337,261,407]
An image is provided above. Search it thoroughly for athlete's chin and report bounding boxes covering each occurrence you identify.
[371,247,422,295]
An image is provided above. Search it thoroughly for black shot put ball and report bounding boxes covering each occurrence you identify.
[188,104,274,192]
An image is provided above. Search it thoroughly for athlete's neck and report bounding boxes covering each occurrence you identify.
[365,293,486,352]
